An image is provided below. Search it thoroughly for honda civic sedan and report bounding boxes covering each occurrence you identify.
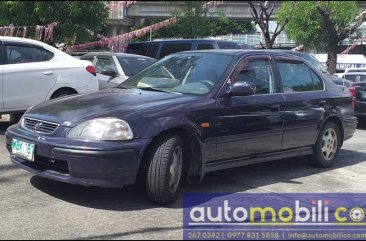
[6,50,357,204]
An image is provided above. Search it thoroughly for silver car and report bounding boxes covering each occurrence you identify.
[81,53,156,90]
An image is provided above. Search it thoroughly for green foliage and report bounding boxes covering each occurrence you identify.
[131,16,255,42]
[0,1,108,45]
[277,1,358,51]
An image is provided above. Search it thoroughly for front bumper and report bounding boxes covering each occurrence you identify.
[6,124,151,188]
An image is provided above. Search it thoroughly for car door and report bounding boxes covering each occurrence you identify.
[215,55,285,161]
[274,57,326,150]
[94,56,121,89]
[2,42,57,110]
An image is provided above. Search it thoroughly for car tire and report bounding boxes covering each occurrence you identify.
[309,122,341,168]
[358,118,366,127]
[10,113,23,123]
[145,134,185,205]
[51,89,77,99]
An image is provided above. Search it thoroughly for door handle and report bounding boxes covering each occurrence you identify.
[270,104,281,112]
[44,71,53,75]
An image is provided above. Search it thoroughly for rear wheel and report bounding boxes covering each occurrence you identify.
[358,117,366,127]
[145,134,184,205]
[51,89,77,99]
[309,122,341,168]
[10,113,24,123]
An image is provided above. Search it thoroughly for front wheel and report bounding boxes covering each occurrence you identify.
[145,134,185,205]
[309,122,341,168]
[50,89,77,99]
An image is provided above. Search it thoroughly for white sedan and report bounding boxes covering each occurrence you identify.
[0,37,99,119]
[80,53,156,90]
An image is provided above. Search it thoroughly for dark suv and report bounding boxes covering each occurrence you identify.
[126,39,254,59]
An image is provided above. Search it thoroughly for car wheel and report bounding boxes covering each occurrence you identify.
[309,122,341,168]
[10,113,24,123]
[358,118,366,126]
[145,134,184,204]
[51,89,77,99]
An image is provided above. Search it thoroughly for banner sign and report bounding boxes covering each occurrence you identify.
[184,193,366,240]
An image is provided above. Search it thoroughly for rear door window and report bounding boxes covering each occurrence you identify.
[217,42,241,49]
[159,43,192,59]
[126,43,159,59]
[277,60,323,92]
[197,43,215,50]
[6,45,44,64]
[0,44,6,64]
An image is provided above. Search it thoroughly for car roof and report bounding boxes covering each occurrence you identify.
[128,39,240,44]
[173,49,310,59]
[344,72,366,75]
[81,52,156,60]
[0,36,50,48]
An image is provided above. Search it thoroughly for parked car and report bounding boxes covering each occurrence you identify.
[0,37,98,120]
[126,39,252,60]
[80,52,156,90]
[336,72,366,83]
[355,83,366,125]
[344,68,366,73]
[6,50,357,204]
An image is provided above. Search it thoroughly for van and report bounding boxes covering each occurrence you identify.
[314,54,366,73]
[126,39,254,60]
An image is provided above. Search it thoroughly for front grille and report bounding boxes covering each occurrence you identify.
[21,117,59,134]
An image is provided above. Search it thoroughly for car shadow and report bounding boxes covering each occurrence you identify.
[30,148,366,212]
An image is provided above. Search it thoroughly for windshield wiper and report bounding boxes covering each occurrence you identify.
[137,87,174,93]
[115,85,128,89]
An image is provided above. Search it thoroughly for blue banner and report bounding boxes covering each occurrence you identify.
[183,193,366,240]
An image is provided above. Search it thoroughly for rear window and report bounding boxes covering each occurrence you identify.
[217,42,241,49]
[126,43,159,59]
[117,56,156,76]
[344,74,358,82]
[159,43,192,59]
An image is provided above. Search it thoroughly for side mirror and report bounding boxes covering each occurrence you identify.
[227,81,256,97]
[101,68,117,77]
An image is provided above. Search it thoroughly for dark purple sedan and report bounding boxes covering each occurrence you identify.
[6,50,357,204]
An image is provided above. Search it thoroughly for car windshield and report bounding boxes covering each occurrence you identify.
[117,56,156,76]
[120,53,234,95]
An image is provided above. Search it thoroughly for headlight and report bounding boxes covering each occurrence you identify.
[67,118,133,141]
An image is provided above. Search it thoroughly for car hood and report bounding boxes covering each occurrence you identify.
[25,88,199,127]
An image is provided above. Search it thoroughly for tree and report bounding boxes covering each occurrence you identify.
[278,1,366,74]
[249,1,294,49]
[0,1,108,45]
[171,1,211,39]
[131,16,255,42]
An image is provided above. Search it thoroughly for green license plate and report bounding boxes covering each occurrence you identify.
[12,139,35,161]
